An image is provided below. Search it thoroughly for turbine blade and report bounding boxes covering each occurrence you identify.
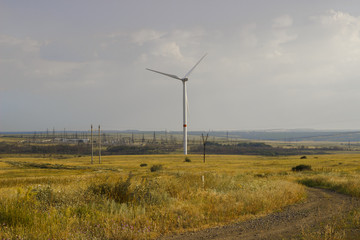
[146,68,182,80]
[183,53,207,79]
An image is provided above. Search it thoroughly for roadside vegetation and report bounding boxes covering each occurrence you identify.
[299,173,360,239]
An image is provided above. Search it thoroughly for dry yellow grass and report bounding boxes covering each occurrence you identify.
[2,153,359,177]
[0,153,359,239]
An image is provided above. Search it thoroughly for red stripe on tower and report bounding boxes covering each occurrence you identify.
[183,124,187,127]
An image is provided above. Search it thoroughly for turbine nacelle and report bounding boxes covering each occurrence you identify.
[146,53,207,83]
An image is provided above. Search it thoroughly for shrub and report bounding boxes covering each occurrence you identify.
[300,156,307,159]
[88,173,133,203]
[132,178,169,205]
[88,183,112,196]
[292,164,312,172]
[254,173,268,178]
[140,163,148,167]
[150,164,163,172]
[111,174,133,203]
[32,185,53,206]
[184,157,191,162]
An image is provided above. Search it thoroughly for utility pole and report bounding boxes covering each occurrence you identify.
[201,133,209,163]
[91,125,93,164]
[98,125,101,164]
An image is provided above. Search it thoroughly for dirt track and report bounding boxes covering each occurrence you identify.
[160,188,360,240]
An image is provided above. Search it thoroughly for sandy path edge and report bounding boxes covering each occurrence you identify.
[159,188,360,240]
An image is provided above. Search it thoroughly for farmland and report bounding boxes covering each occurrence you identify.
[0,135,360,239]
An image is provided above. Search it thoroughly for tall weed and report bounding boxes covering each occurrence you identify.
[300,176,360,197]
[0,172,305,239]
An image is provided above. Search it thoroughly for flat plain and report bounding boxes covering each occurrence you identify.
[0,151,360,239]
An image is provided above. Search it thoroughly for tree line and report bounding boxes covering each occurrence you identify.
[0,141,343,156]
[190,142,342,156]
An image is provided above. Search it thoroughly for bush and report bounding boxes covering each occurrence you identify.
[32,185,53,206]
[132,178,169,205]
[300,156,307,159]
[88,173,133,203]
[111,174,132,203]
[292,164,312,172]
[184,157,191,162]
[140,163,148,167]
[150,165,163,172]
[87,173,169,206]
[88,183,112,196]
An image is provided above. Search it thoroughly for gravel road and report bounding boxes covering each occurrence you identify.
[160,188,360,240]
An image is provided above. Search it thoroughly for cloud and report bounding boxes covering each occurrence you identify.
[0,34,98,92]
[131,29,164,46]
[0,35,41,59]
[239,23,258,48]
[246,10,360,90]
[290,9,360,86]
[4,5,360,131]
[266,29,298,58]
[315,10,360,60]
[152,41,183,60]
[272,14,293,28]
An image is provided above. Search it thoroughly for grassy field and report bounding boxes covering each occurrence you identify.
[0,153,359,239]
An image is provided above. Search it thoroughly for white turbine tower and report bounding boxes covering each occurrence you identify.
[146,54,207,155]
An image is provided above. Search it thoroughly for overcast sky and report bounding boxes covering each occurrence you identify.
[2,0,360,132]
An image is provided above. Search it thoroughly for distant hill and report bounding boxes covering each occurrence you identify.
[198,130,360,142]
[2,129,360,142]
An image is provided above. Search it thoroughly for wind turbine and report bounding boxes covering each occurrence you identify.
[146,54,207,155]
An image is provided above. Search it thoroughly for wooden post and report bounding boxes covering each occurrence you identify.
[201,133,209,163]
